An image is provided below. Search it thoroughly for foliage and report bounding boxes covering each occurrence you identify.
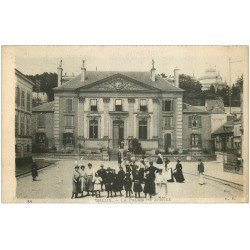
[26,72,58,101]
[131,138,144,154]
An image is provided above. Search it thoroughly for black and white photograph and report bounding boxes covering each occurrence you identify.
[2,45,248,203]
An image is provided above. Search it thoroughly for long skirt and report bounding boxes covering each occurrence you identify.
[72,180,81,194]
[133,181,142,192]
[199,173,205,185]
[86,176,94,192]
[173,170,185,183]
[80,177,86,192]
[105,183,113,192]
[144,180,155,195]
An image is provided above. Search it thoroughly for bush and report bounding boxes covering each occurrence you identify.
[131,138,144,154]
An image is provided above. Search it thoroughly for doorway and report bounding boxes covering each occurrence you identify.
[164,133,171,152]
[113,120,124,148]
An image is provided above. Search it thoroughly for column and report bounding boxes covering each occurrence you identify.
[103,98,110,138]
[128,98,135,138]
[175,97,183,150]
[152,98,159,138]
[54,96,60,149]
[78,97,85,138]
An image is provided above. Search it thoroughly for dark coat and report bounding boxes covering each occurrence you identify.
[133,171,142,193]
[198,162,204,173]
[97,168,107,183]
[173,163,185,182]
[114,170,125,191]
[124,177,132,191]
[105,172,114,191]
[144,175,155,195]
[145,165,160,179]
[118,152,122,164]
[31,163,38,177]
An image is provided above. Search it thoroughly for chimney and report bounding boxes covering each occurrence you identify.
[57,60,63,86]
[81,60,86,82]
[150,59,156,82]
[174,67,180,87]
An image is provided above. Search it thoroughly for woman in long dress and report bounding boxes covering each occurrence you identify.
[197,159,205,185]
[71,166,80,199]
[79,165,87,197]
[173,160,185,183]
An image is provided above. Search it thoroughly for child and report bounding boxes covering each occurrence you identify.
[156,169,167,197]
[105,167,114,198]
[93,172,102,198]
[124,173,133,197]
[133,168,143,198]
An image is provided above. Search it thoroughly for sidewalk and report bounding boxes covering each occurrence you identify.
[181,161,244,186]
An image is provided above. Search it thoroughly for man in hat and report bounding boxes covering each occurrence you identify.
[197,159,205,185]
[97,164,107,191]
[85,163,94,196]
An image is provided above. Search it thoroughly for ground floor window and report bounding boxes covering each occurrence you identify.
[36,132,46,144]
[191,134,201,147]
[63,133,75,146]
[89,120,98,139]
[139,120,147,139]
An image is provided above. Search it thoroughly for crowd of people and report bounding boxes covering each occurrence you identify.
[71,153,189,199]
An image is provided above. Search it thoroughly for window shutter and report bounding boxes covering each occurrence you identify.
[198,134,202,147]
[188,116,192,128]
[162,100,165,111]
[198,116,202,127]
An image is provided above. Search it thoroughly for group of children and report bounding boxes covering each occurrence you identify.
[71,156,173,199]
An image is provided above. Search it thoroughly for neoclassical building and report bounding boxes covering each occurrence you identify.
[51,61,184,152]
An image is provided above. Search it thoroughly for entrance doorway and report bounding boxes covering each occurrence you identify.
[164,133,171,152]
[113,120,124,148]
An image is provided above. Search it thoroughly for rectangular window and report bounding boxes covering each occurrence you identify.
[162,100,172,111]
[67,99,73,112]
[16,86,20,106]
[90,99,98,111]
[21,90,25,108]
[188,115,202,128]
[163,116,172,129]
[140,99,147,112]
[15,111,19,136]
[89,120,98,139]
[27,93,31,112]
[38,113,46,127]
[139,120,147,139]
[63,133,75,146]
[64,116,74,127]
[191,134,202,147]
[115,99,122,111]
[20,114,25,135]
[26,116,31,135]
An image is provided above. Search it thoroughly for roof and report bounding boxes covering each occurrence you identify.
[205,99,225,112]
[15,69,36,87]
[53,71,184,92]
[183,103,209,114]
[212,119,235,136]
[32,101,54,112]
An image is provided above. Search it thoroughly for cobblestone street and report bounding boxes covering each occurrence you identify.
[16,160,244,202]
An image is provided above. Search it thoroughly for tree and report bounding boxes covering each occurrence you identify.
[26,73,58,101]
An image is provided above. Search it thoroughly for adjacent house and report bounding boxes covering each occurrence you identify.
[15,69,35,162]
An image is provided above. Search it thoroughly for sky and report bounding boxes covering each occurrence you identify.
[14,46,248,85]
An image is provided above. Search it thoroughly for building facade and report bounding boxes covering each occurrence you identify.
[15,69,35,160]
[52,61,184,152]
[182,103,212,153]
[32,102,55,151]
[199,67,227,91]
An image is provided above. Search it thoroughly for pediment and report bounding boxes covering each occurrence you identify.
[78,74,159,92]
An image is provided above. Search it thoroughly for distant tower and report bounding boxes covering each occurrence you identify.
[57,59,63,86]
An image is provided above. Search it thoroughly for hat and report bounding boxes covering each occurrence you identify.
[107,167,111,171]
[100,164,104,167]
[75,166,79,169]
[177,160,180,163]
[88,163,92,166]
[80,165,85,168]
